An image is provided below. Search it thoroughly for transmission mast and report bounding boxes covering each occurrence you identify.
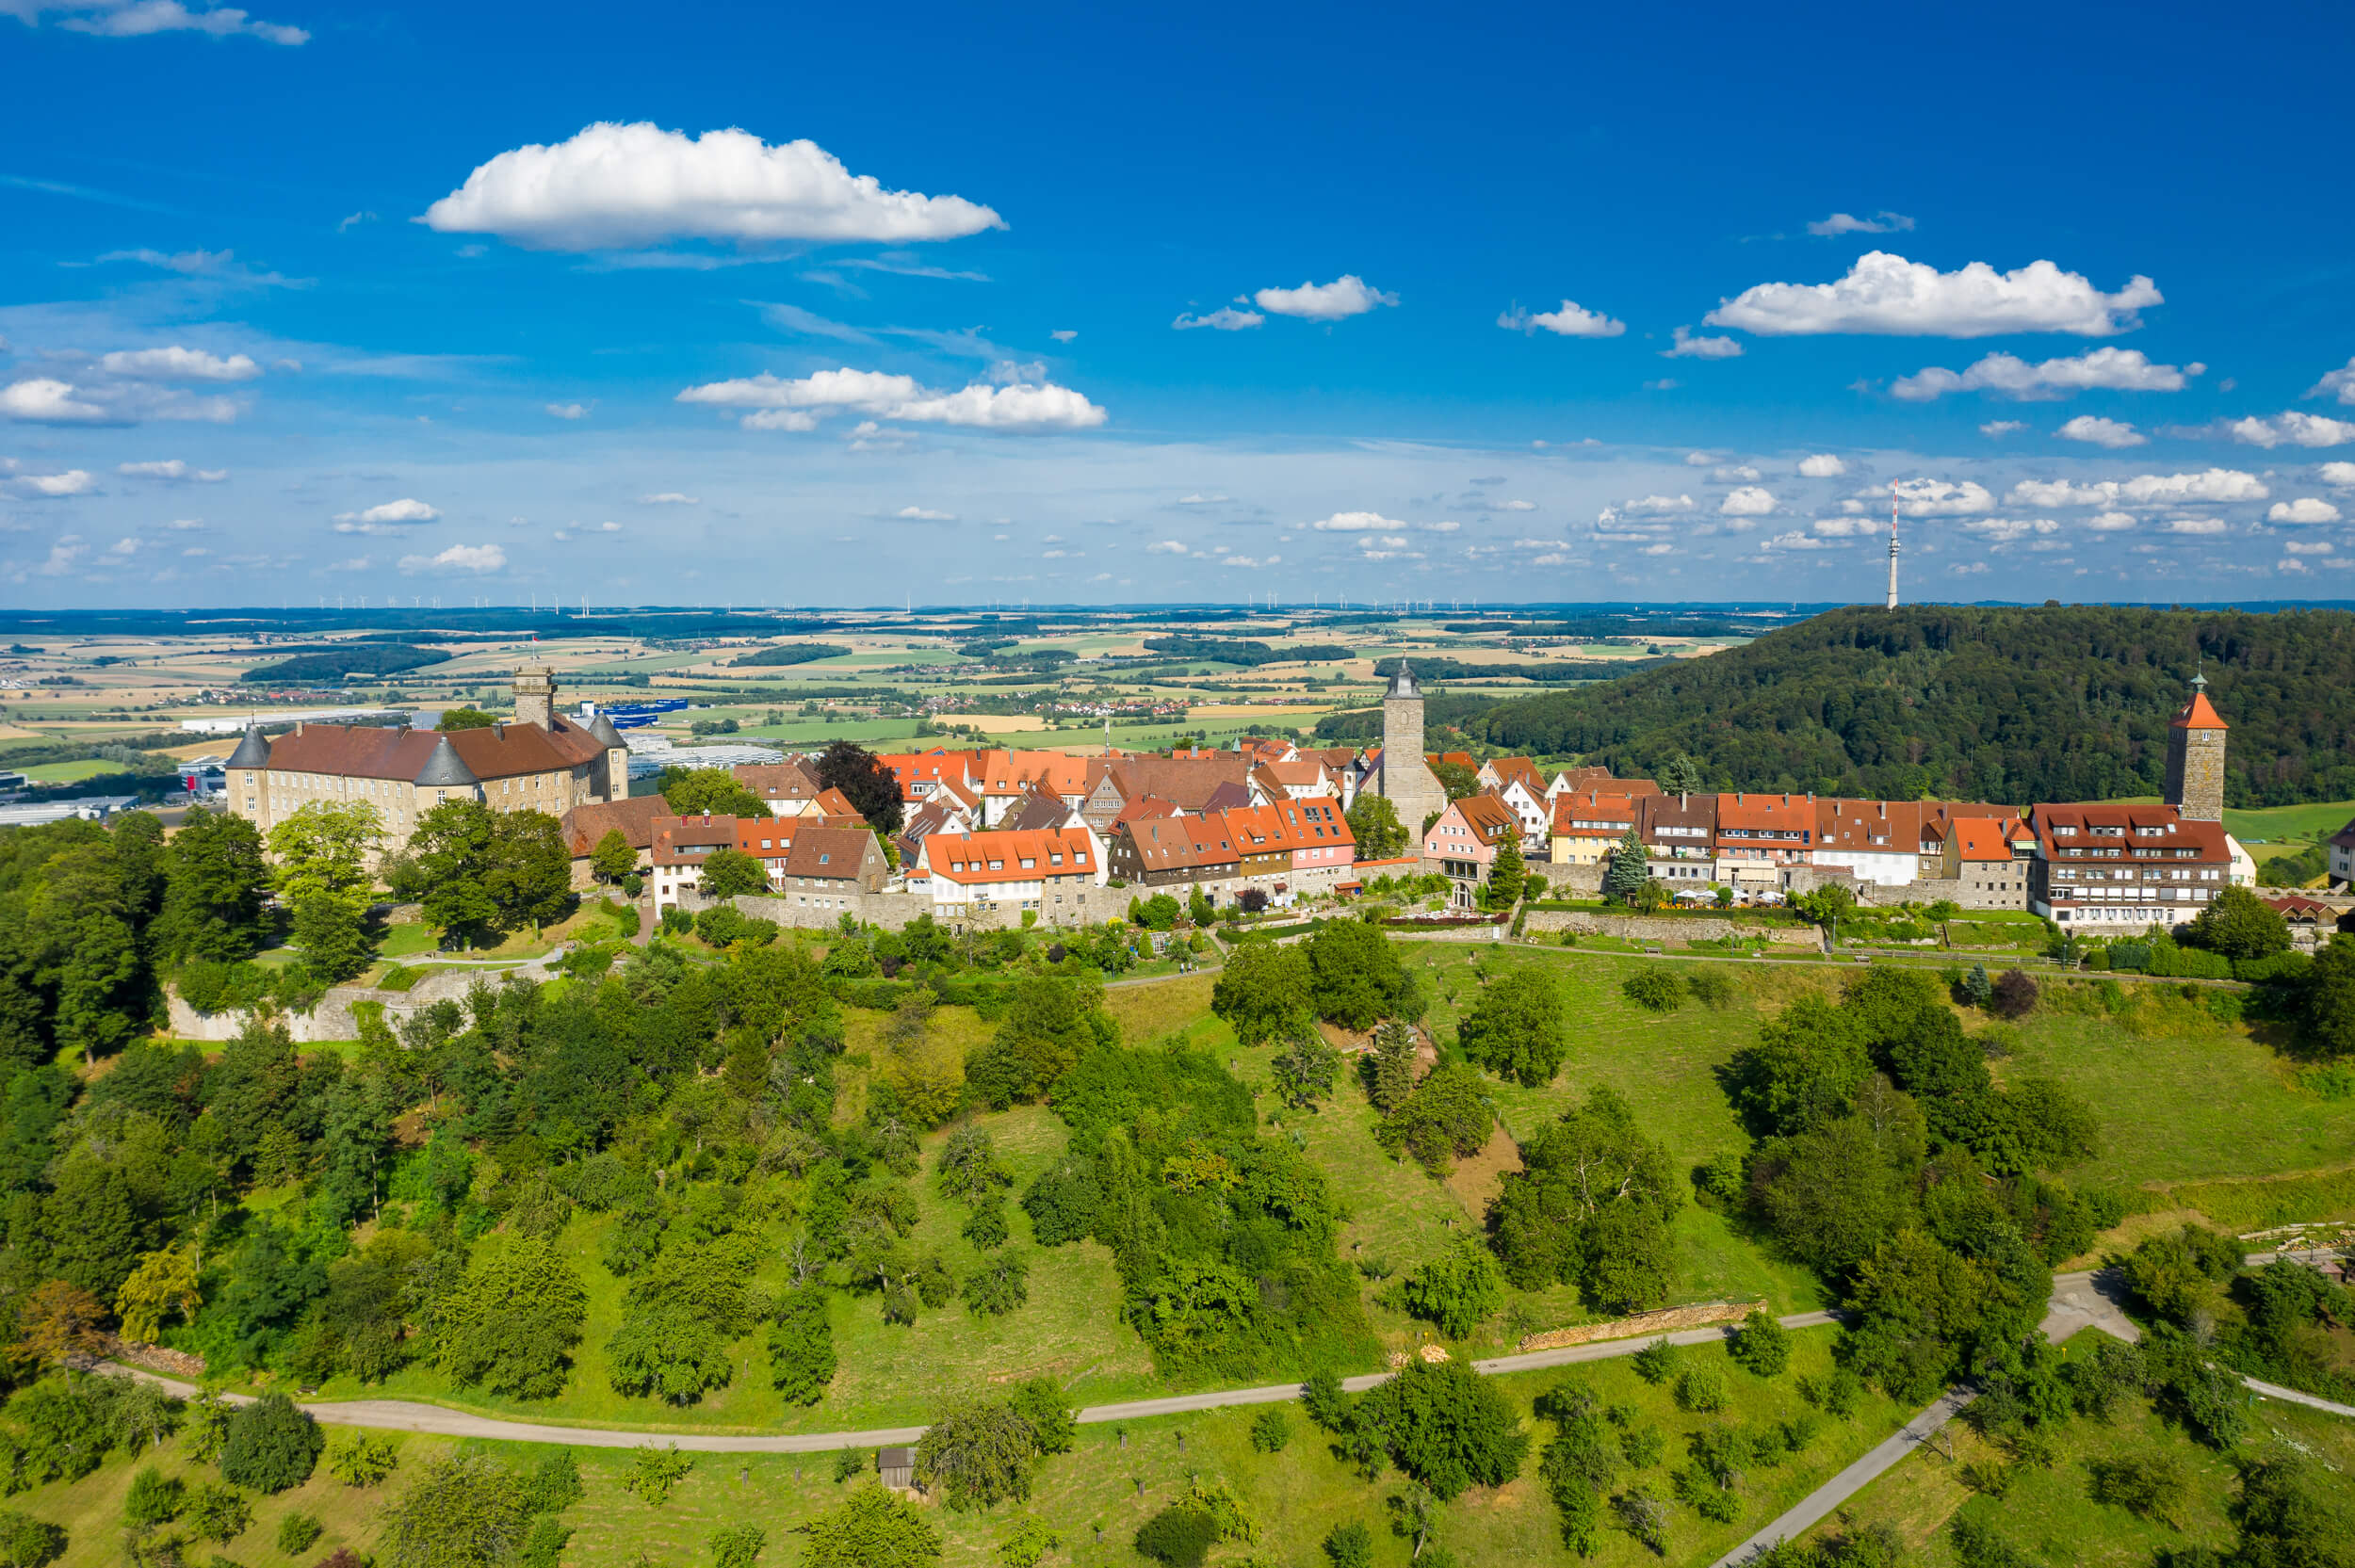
[1885,481,1902,610]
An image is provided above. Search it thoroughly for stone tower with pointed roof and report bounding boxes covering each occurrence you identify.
[2163,671,2228,823]
[1377,661,1447,852]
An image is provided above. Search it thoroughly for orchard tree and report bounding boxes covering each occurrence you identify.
[1400,1240,1505,1339]
[1456,967,1566,1087]
[2304,937,2355,1058]
[377,1455,529,1568]
[433,1239,587,1399]
[699,848,769,901]
[1306,919,1415,1030]
[1366,1018,1420,1113]
[801,1487,940,1568]
[1271,1029,1343,1110]
[1210,943,1312,1046]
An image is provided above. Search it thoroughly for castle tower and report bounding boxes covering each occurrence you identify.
[512,665,557,729]
[1378,661,1447,849]
[2163,671,2227,823]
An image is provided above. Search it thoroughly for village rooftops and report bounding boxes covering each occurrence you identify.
[253,713,610,784]
[2030,800,2231,858]
[923,828,1096,884]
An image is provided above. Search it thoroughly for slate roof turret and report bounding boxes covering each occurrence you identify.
[413,734,479,787]
[226,723,271,769]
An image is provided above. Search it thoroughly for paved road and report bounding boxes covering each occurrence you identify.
[1709,1389,1978,1568]
[1710,1266,2351,1565]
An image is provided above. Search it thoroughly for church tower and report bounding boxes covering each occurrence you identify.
[512,665,557,729]
[1378,662,1447,850]
[2163,671,2227,823]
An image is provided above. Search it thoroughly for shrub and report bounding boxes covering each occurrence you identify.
[0,1514,65,1568]
[219,1394,322,1493]
[275,1514,322,1556]
[1990,969,2038,1019]
[1134,1508,1219,1568]
[623,1444,695,1505]
[961,1252,1029,1317]
[185,1483,252,1545]
[1728,1310,1791,1378]
[519,1450,583,1515]
[325,1430,399,1487]
[123,1467,186,1528]
[1621,969,1684,1012]
[708,1523,766,1568]
[1322,1521,1374,1568]
[1631,1337,1680,1385]
[1675,1362,1730,1413]
[2087,1452,2189,1528]
[1684,968,1734,1009]
[1249,1405,1291,1453]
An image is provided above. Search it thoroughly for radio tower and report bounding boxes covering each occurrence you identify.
[1885,481,1902,610]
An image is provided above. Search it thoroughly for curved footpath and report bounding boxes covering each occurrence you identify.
[102,1268,2350,1458]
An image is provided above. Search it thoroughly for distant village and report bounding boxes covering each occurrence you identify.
[198,659,2353,942]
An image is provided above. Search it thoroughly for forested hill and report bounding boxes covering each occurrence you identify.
[1474,605,2355,808]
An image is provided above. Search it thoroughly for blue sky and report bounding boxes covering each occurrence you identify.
[4,0,2353,607]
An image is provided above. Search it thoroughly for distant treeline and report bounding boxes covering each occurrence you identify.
[1476,605,2355,807]
[1371,655,1661,685]
[1312,694,1498,742]
[1441,614,1768,639]
[1142,638,1357,667]
[729,642,853,667]
[239,644,450,684]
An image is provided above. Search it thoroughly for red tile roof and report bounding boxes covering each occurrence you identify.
[923,828,1097,885]
[2171,690,2229,731]
[561,794,673,856]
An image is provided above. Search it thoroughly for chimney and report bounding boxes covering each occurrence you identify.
[295,720,303,736]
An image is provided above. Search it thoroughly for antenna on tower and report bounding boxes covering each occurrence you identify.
[1886,481,1902,611]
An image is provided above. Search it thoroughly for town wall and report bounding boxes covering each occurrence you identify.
[1519,909,1824,949]
[687,884,1138,933]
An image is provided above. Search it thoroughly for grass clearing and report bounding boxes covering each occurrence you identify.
[23,1334,1911,1568]
[1802,1340,2355,1567]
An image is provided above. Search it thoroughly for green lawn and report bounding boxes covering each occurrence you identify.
[1801,1335,2355,1566]
[18,758,118,783]
[21,1333,1912,1568]
[2220,798,2355,845]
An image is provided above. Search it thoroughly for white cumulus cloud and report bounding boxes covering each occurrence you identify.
[2008,470,2267,508]
[1807,211,1915,236]
[1250,276,1397,321]
[1665,325,1742,359]
[677,364,1106,433]
[334,498,441,525]
[1890,478,1996,516]
[2308,356,2355,406]
[1597,494,1696,524]
[420,122,1004,251]
[97,347,261,381]
[400,542,505,574]
[13,1,307,43]
[1980,420,2026,437]
[894,506,955,522]
[2056,415,2147,448]
[1308,510,1406,532]
[1797,454,1847,477]
[1892,347,2199,402]
[2217,412,2355,449]
[116,459,226,481]
[2267,498,2342,524]
[1720,486,1776,515]
[1706,251,2161,337]
[2320,461,2355,487]
[2086,511,2137,531]
[2163,518,2227,535]
[1499,300,1625,338]
[1172,308,1263,331]
[14,470,96,496]
[545,402,590,419]
[638,492,698,505]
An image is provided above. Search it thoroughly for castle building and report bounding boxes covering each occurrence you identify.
[2027,673,2248,928]
[1375,662,1447,850]
[226,666,629,856]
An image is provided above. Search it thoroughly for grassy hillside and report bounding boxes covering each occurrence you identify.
[1474,605,2355,807]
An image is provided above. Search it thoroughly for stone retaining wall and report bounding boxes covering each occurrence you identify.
[1516,1299,1764,1353]
[691,882,1138,934]
[167,964,503,1044]
[1519,910,1822,949]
